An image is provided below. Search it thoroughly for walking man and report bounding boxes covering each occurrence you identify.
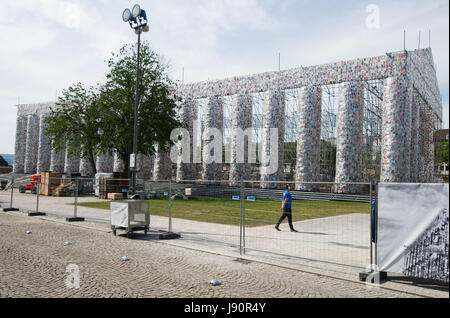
[275,184,298,232]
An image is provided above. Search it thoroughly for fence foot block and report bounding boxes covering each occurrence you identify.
[66,217,85,223]
[359,271,388,282]
[28,212,47,217]
[3,208,19,212]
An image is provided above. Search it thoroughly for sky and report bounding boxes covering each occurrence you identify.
[0,0,448,154]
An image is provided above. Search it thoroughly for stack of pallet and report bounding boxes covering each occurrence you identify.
[99,174,129,200]
[0,167,12,174]
[40,172,62,196]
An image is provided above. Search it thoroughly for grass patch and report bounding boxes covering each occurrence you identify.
[76,196,370,227]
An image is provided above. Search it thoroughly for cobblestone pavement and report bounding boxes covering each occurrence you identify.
[0,213,420,298]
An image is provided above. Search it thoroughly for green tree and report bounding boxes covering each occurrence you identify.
[45,83,102,174]
[97,41,181,173]
[442,141,449,165]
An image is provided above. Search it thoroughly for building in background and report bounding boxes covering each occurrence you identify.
[434,129,449,181]
[11,48,444,191]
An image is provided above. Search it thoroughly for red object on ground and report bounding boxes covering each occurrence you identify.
[26,174,41,191]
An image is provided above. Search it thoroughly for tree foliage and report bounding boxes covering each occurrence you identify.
[97,41,181,172]
[45,83,102,174]
[44,41,181,174]
[441,141,449,165]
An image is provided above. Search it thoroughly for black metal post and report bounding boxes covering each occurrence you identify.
[66,178,85,222]
[3,177,19,212]
[29,176,46,217]
[132,29,141,196]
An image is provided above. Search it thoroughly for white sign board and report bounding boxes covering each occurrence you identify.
[185,188,192,196]
[377,183,449,283]
[130,154,136,169]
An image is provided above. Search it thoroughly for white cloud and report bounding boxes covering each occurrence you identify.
[0,0,448,153]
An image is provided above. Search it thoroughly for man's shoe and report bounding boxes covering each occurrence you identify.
[275,226,281,231]
[291,229,299,233]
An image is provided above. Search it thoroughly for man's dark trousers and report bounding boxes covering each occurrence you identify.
[276,208,295,230]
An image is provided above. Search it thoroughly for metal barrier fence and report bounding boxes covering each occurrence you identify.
[0,177,373,274]
[240,181,372,272]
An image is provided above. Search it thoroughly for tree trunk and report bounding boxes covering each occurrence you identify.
[88,146,97,175]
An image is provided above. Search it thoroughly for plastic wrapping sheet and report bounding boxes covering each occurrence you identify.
[113,152,125,173]
[260,90,285,189]
[13,115,28,173]
[295,86,322,191]
[136,154,153,180]
[96,153,114,173]
[64,142,80,174]
[177,53,403,100]
[17,103,53,117]
[420,105,435,183]
[176,99,198,181]
[79,157,94,177]
[202,96,224,182]
[417,153,426,184]
[381,76,413,183]
[230,95,253,186]
[24,114,40,174]
[37,114,51,173]
[407,49,442,121]
[153,145,172,181]
[12,49,442,186]
[410,92,421,182]
[335,82,365,194]
[50,148,65,173]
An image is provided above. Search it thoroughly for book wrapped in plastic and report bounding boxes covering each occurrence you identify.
[260,90,285,189]
[335,82,364,194]
[136,154,153,180]
[230,95,253,186]
[202,96,224,183]
[381,75,413,183]
[64,141,80,174]
[13,115,28,173]
[176,99,198,182]
[24,114,40,174]
[50,147,65,173]
[37,113,51,174]
[410,92,421,183]
[420,104,435,183]
[113,151,125,173]
[79,157,94,177]
[295,86,322,192]
[153,144,172,181]
[96,153,114,173]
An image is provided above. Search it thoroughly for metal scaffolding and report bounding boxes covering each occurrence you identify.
[190,79,386,183]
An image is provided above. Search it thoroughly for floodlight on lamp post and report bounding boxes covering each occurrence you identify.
[122,4,149,198]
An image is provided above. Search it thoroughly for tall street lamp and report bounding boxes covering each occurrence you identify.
[122,4,149,197]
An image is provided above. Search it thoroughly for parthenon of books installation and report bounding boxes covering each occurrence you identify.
[13,49,443,193]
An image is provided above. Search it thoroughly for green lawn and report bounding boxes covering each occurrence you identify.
[76,196,370,227]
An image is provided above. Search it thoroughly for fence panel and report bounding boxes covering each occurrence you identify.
[241,181,372,274]
[1,175,374,275]
[167,180,243,254]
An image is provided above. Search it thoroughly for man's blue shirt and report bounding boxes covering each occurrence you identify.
[283,190,292,209]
